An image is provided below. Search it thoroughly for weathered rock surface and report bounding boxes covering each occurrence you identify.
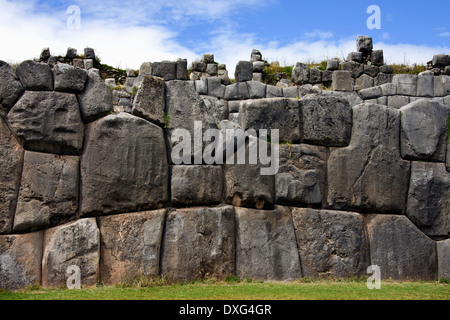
[98,210,166,285]
[275,144,326,206]
[0,231,43,290]
[239,98,300,143]
[292,63,310,85]
[365,215,437,280]
[13,151,79,233]
[292,208,370,278]
[0,61,24,117]
[400,99,448,162]
[393,74,417,96]
[81,113,168,217]
[161,206,235,281]
[332,71,353,91]
[77,69,113,123]
[42,218,100,288]
[171,165,223,205]
[0,118,24,234]
[7,91,84,155]
[15,60,53,91]
[437,239,450,279]
[235,61,253,82]
[236,206,301,281]
[299,94,352,147]
[327,103,410,213]
[224,143,275,209]
[406,162,449,239]
[132,76,165,126]
[53,63,88,93]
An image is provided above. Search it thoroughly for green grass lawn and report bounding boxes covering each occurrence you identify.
[1,279,448,300]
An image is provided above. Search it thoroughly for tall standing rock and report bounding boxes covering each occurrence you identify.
[13,151,79,233]
[365,215,437,280]
[77,69,113,123]
[327,103,410,213]
[406,162,449,239]
[292,63,310,85]
[0,118,24,234]
[7,91,84,155]
[161,206,235,282]
[0,61,24,117]
[236,206,301,281]
[98,210,166,285]
[0,232,43,290]
[292,208,370,278]
[42,218,100,288]
[80,113,168,217]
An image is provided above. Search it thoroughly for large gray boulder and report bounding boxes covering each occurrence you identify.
[15,60,53,91]
[239,98,300,143]
[236,206,301,281]
[292,208,370,278]
[152,61,177,81]
[432,54,450,68]
[332,70,353,91]
[0,231,43,290]
[132,76,165,126]
[171,165,223,205]
[13,151,79,233]
[246,80,267,99]
[224,142,275,209]
[417,74,434,97]
[42,218,100,288]
[224,82,249,100]
[365,215,437,280]
[161,206,235,281]
[0,61,24,117]
[77,69,113,123]
[235,61,253,82]
[342,61,364,78]
[80,113,169,217]
[299,94,353,147]
[53,63,88,93]
[327,103,410,213]
[434,75,450,97]
[292,63,310,85]
[7,91,84,155]
[0,118,24,234]
[406,162,449,239]
[98,210,166,285]
[400,99,448,162]
[356,36,373,53]
[437,239,450,279]
[276,144,326,206]
[393,74,417,96]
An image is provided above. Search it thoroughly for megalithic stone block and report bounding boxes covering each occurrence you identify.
[0,117,24,234]
[235,206,301,281]
[365,214,437,280]
[161,206,235,282]
[80,113,169,217]
[327,103,410,213]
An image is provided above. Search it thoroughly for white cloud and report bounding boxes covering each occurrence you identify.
[439,32,450,38]
[0,0,449,76]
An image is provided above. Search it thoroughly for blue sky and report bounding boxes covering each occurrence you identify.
[1,0,449,73]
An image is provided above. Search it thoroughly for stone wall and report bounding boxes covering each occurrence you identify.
[0,37,449,290]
